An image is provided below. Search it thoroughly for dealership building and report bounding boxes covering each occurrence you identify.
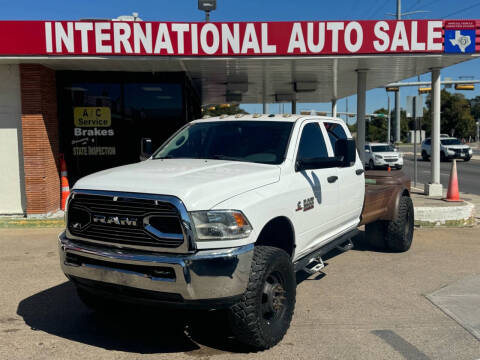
[0,19,478,216]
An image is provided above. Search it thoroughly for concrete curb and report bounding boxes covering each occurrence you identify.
[414,202,476,227]
[411,184,477,227]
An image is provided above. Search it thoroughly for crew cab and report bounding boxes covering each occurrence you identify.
[364,143,403,169]
[421,137,472,162]
[59,115,413,350]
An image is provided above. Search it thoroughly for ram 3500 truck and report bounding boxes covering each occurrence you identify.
[59,115,413,349]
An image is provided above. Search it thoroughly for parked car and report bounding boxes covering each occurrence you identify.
[364,143,403,170]
[421,137,472,162]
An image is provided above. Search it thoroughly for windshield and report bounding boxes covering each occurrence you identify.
[441,139,461,145]
[371,145,395,152]
[153,121,294,165]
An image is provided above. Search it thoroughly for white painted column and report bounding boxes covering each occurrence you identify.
[395,90,401,143]
[0,64,25,214]
[425,68,443,196]
[332,99,337,118]
[356,70,367,164]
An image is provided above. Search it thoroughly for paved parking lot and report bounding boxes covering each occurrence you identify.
[1,227,479,360]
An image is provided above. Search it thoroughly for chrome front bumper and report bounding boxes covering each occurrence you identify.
[59,232,253,304]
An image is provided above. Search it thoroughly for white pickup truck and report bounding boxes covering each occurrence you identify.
[59,115,414,349]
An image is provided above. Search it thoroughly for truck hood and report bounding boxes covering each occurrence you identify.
[73,158,281,210]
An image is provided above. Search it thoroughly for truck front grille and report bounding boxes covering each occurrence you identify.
[67,192,186,251]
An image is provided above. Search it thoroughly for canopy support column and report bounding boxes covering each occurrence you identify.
[356,69,367,164]
[332,99,337,118]
[425,68,443,196]
[395,90,401,143]
[263,103,269,114]
[292,100,296,114]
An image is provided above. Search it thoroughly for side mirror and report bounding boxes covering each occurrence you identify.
[365,149,370,153]
[140,137,153,161]
[335,138,356,167]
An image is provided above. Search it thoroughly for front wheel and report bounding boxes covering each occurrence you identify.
[440,151,446,162]
[228,246,296,350]
[464,156,471,162]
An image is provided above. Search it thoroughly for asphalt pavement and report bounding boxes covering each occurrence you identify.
[1,227,480,360]
[402,156,480,195]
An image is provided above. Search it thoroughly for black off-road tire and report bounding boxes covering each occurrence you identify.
[384,196,414,252]
[228,246,296,350]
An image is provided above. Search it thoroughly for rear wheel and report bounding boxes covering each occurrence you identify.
[228,246,295,350]
[385,196,414,252]
[365,196,414,253]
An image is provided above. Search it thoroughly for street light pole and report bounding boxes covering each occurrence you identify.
[387,94,391,143]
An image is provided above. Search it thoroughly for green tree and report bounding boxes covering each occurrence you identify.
[469,96,480,122]
[202,103,248,116]
[366,108,388,142]
[423,90,475,138]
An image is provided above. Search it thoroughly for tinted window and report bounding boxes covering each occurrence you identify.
[153,121,293,165]
[324,122,348,150]
[297,122,329,159]
[424,139,431,145]
[441,138,461,145]
[372,145,395,152]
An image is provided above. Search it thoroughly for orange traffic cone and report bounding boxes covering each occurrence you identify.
[60,155,70,210]
[444,159,463,202]
[387,165,391,172]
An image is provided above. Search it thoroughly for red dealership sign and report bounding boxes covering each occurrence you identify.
[0,20,475,56]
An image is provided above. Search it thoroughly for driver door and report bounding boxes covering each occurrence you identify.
[290,121,340,259]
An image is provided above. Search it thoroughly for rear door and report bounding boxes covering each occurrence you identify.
[323,120,364,229]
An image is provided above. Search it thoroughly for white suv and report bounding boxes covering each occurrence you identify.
[421,137,472,162]
[364,143,403,170]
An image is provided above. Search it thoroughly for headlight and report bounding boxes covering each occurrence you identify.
[374,155,383,160]
[446,148,454,154]
[468,148,472,154]
[398,152,403,158]
[191,210,253,241]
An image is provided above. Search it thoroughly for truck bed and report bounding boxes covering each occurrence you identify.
[359,170,411,226]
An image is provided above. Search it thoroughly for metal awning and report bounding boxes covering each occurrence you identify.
[0,53,477,104]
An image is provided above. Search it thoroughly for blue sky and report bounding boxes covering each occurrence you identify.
[5,0,480,119]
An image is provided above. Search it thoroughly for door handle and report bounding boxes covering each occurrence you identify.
[355,169,365,175]
[327,176,338,183]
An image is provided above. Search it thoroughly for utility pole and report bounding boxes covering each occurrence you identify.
[395,0,401,143]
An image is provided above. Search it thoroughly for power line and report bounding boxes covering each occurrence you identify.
[441,1,480,18]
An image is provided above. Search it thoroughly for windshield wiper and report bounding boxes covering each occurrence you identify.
[208,155,244,161]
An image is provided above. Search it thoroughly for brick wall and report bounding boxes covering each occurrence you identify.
[20,64,59,215]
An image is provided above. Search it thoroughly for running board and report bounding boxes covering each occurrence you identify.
[293,229,359,273]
